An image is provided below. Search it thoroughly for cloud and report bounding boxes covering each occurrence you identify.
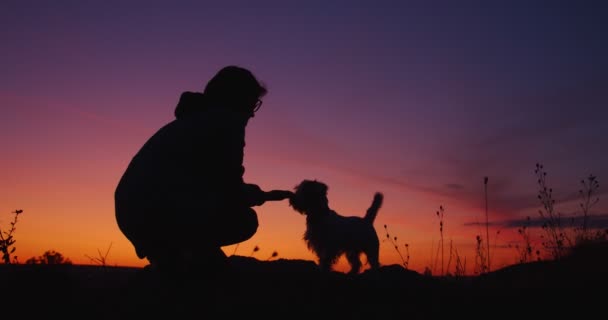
[406,76,608,218]
[464,213,608,230]
[445,183,465,190]
[473,78,607,156]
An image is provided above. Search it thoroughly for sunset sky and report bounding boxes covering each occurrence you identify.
[1,1,607,274]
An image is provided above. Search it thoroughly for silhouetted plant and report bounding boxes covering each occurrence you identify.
[449,238,469,276]
[446,240,453,275]
[435,205,445,276]
[444,240,466,277]
[535,163,570,260]
[423,266,432,276]
[250,245,260,257]
[0,209,22,264]
[474,235,488,275]
[231,243,240,256]
[26,250,72,265]
[85,242,112,266]
[510,216,539,264]
[383,224,409,269]
[266,250,278,261]
[248,245,278,261]
[483,176,491,272]
[575,174,600,244]
[492,229,501,266]
[452,246,466,277]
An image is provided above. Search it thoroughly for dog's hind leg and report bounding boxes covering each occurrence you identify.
[346,252,362,275]
[366,246,380,270]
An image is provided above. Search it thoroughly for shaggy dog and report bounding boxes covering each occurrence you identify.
[288,179,383,274]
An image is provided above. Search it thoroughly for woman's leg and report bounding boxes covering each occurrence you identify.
[213,207,259,247]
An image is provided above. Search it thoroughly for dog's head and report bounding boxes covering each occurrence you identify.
[288,179,329,216]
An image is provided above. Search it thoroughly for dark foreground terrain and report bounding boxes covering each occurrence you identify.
[1,242,606,319]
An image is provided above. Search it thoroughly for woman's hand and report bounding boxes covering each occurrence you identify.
[265,190,294,201]
[243,185,292,206]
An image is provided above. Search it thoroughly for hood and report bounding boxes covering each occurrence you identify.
[174,91,207,119]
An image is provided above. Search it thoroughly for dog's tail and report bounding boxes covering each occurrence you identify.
[364,192,383,224]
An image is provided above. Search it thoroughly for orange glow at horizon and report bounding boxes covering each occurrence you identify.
[2,174,530,276]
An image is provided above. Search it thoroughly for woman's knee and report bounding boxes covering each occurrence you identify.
[220,208,258,246]
[236,208,259,240]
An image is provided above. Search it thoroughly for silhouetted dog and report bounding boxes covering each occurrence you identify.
[288,179,383,274]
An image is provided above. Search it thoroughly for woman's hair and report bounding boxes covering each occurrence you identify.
[203,65,267,110]
[174,66,266,119]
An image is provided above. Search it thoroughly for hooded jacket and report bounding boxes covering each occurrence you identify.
[114,92,263,257]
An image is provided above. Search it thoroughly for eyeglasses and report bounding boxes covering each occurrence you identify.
[253,99,263,113]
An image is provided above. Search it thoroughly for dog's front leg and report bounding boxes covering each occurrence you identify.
[317,256,333,272]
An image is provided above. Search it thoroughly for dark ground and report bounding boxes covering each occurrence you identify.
[1,242,606,319]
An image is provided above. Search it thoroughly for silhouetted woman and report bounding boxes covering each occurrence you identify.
[114,65,292,273]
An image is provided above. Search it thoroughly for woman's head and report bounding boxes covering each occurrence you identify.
[203,65,267,116]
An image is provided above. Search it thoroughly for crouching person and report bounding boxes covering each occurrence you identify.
[114,66,292,275]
